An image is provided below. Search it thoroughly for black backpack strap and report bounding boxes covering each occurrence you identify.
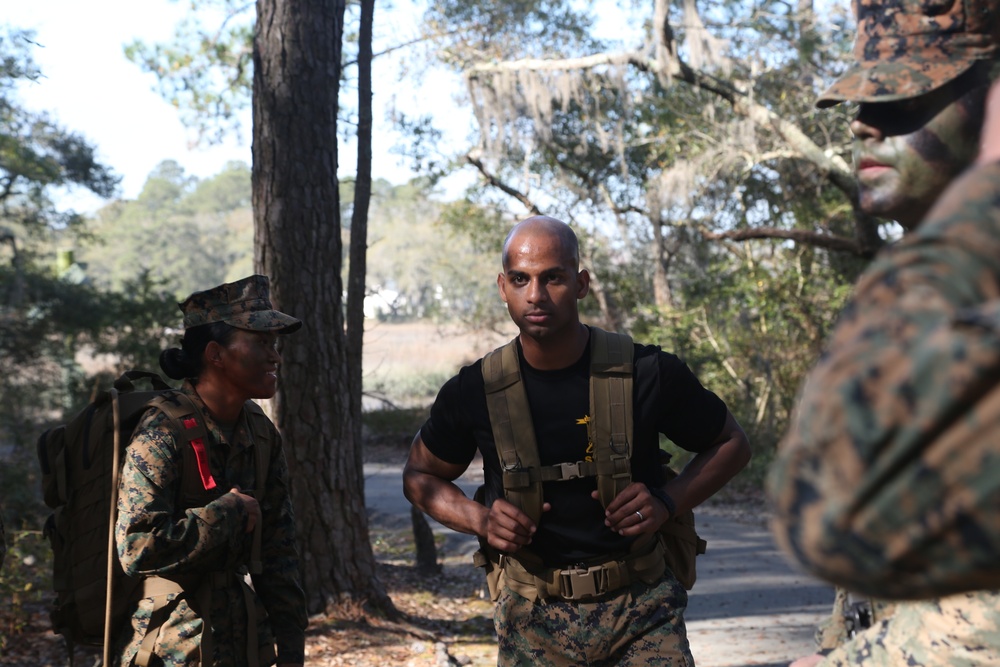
[482,339,544,524]
[113,370,171,393]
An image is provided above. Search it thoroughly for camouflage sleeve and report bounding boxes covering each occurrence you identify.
[116,409,250,575]
[251,425,307,663]
[814,587,851,651]
[768,161,1000,600]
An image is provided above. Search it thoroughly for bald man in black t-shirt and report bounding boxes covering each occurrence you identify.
[403,216,751,667]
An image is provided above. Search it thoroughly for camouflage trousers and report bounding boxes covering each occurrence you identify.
[112,581,276,667]
[820,589,1000,666]
[494,570,694,666]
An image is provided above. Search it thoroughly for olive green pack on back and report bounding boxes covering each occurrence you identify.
[480,328,706,590]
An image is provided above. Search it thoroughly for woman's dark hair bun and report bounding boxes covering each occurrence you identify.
[159,347,196,380]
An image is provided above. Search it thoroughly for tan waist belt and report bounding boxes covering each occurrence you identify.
[497,536,666,602]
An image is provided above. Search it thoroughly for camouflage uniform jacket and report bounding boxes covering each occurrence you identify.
[114,381,306,665]
[768,161,1000,600]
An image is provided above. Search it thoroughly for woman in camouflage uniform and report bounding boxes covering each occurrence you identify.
[113,275,307,667]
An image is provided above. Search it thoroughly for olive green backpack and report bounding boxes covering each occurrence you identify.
[36,371,271,666]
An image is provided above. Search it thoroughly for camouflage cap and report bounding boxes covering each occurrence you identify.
[179,275,301,334]
[816,0,1000,108]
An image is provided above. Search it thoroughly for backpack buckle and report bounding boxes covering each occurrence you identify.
[558,461,584,480]
[559,564,607,599]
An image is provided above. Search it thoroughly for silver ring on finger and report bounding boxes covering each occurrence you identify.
[635,510,644,522]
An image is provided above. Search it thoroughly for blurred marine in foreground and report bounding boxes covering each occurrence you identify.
[769,0,1000,664]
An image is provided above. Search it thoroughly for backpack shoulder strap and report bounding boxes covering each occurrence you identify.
[147,394,272,575]
[481,339,544,524]
[243,401,273,485]
[589,327,634,508]
[243,400,273,575]
[148,392,217,491]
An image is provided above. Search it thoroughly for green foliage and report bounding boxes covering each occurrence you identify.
[0,263,178,447]
[124,0,256,144]
[0,29,120,238]
[78,160,254,299]
[424,0,600,65]
[636,239,855,455]
[362,406,430,446]
[364,368,455,409]
[356,180,500,325]
[0,529,49,651]
[122,0,368,145]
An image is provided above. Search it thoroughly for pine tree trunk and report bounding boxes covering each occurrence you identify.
[252,0,393,618]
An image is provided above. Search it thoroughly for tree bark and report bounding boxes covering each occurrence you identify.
[252,0,393,617]
[651,218,673,309]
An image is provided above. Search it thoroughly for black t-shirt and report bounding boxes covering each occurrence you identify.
[420,330,728,566]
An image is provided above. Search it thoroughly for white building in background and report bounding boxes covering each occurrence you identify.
[363,287,400,320]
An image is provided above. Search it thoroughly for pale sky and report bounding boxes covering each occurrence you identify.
[6,0,461,211]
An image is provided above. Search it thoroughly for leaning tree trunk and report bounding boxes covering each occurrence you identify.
[346,0,373,463]
[252,0,392,617]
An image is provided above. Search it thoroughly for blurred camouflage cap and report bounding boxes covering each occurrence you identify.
[179,275,301,334]
[817,0,1000,108]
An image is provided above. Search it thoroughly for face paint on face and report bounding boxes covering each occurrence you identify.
[851,71,988,230]
[218,329,282,400]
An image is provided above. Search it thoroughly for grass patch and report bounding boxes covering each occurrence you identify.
[363,406,429,437]
[370,525,446,561]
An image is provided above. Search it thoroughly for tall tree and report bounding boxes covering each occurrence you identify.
[79,160,254,298]
[421,0,875,252]
[404,0,877,447]
[252,0,391,616]
[346,0,374,449]
[0,28,119,412]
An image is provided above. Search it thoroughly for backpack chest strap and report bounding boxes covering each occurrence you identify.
[502,456,632,490]
[482,329,636,522]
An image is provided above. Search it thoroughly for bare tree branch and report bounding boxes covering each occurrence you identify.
[468,50,855,199]
[463,2,884,257]
[701,226,873,256]
[465,153,542,215]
